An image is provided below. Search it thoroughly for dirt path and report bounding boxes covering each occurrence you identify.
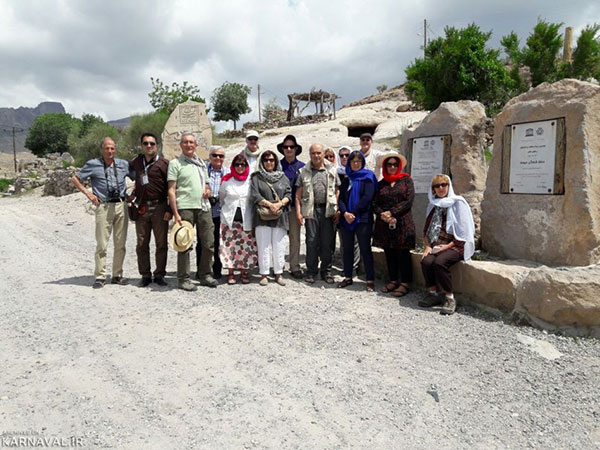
[1,192,599,449]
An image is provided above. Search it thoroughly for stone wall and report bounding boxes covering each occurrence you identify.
[6,152,76,196]
[43,168,79,197]
[481,79,600,266]
[243,113,330,132]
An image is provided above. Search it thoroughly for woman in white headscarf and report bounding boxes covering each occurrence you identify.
[420,174,475,315]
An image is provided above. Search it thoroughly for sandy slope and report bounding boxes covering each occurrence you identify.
[1,191,599,449]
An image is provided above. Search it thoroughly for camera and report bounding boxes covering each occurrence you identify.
[208,196,218,206]
[107,187,120,202]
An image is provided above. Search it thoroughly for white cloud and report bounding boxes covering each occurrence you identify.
[0,0,598,127]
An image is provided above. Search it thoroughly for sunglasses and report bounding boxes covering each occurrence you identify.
[432,182,449,189]
[142,141,156,147]
[282,145,296,149]
[247,137,258,142]
[386,162,399,167]
[339,153,349,158]
[263,158,276,162]
[210,154,225,158]
[234,163,248,168]
[325,155,335,159]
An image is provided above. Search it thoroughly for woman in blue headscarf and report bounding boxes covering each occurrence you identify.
[337,150,378,291]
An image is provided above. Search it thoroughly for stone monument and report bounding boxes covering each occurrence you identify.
[481,79,600,266]
[401,100,488,243]
[161,101,212,160]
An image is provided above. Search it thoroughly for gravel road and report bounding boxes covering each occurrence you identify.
[1,191,599,450]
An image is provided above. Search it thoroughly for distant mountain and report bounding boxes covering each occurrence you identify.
[0,102,65,154]
[107,116,131,129]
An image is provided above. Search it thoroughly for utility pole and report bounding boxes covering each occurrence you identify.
[257,84,262,122]
[1,124,25,173]
[424,19,427,58]
[12,127,17,173]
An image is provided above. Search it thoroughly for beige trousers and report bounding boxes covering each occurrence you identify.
[94,202,128,280]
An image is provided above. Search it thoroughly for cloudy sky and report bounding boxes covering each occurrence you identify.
[0,0,598,128]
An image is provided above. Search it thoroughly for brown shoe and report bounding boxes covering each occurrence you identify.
[337,278,353,288]
[440,296,456,315]
[111,276,128,286]
[291,270,304,279]
[391,284,409,297]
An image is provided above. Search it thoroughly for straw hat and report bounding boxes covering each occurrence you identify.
[377,151,408,173]
[169,220,195,252]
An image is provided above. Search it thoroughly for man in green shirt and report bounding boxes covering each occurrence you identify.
[167,133,217,291]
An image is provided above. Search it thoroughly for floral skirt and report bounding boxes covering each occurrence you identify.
[219,221,258,270]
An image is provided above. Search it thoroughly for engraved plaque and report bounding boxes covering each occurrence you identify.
[508,119,558,194]
[410,136,446,193]
[179,105,199,125]
[161,101,212,160]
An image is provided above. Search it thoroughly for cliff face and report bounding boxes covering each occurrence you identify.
[0,102,65,153]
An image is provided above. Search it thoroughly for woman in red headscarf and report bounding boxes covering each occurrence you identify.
[219,153,258,284]
[372,153,415,297]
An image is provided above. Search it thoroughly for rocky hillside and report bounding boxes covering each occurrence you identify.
[0,101,65,153]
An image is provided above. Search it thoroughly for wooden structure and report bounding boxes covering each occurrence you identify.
[287,90,340,121]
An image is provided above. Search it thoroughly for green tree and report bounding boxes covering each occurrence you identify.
[67,122,121,167]
[211,82,252,130]
[261,97,285,122]
[562,24,600,80]
[500,31,530,96]
[405,24,512,114]
[502,20,563,87]
[148,77,206,115]
[79,113,105,138]
[521,20,563,86]
[25,113,80,156]
[122,110,170,153]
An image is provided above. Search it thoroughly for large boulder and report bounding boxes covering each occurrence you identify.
[515,265,600,329]
[407,252,600,334]
[401,100,488,243]
[161,100,212,160]
[481,79,600,266]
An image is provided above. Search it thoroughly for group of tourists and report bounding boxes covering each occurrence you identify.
[72,129,475,315]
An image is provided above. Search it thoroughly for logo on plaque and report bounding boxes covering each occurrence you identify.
[536,127,544,136]
[525,128,534,137]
